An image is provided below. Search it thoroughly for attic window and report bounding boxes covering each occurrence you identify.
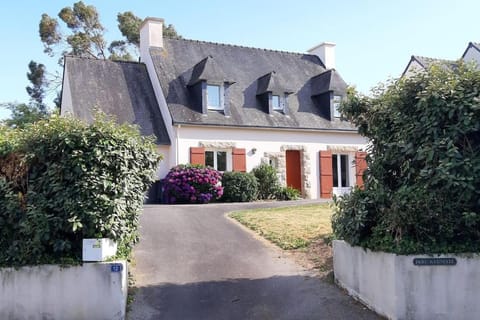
[333,95,342,118]
[207,84,222,110]
[272,95,282,111]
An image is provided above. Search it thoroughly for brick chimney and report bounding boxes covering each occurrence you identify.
[308,42,336,69]
[140,17,164,62]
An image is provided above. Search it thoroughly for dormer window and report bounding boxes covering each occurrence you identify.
[188,56,233,115]
[272,95,282,111]
[333,95,342,118]
[256,71,292,114]
[310,70,347,121]
[207,84,222,110]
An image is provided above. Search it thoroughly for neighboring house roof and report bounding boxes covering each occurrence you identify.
[61,56,170,145]
[150,38,356,131]
[402,55,456,76]
[461,41,480,58]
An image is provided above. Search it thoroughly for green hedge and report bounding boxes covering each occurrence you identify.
[332,64,480,254]
[0,115,160,267]
[221,171,258,202]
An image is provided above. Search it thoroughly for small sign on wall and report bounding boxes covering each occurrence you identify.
[413,258,457,266]
[110,263,123,273]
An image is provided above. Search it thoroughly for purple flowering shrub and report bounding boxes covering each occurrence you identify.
[162,164,223,204]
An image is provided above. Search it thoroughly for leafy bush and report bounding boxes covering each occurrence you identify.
[0,115,160,267]
[221,171,258,202]
[161,164,223,204]
[252,164,280,200]
[332,64,480,254]
[275,186,301,201]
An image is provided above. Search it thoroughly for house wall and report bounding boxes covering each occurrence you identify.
[0,261,127,320]
[462,47,480,68]
[60,63,73,115]
[156,145,170,178]
[174,125,367,199]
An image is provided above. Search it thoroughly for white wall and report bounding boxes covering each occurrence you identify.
[156,145,170,179]
[60,62,73,116]
[0,261,128,320]
[175,125,367,199]
[333,240,480,320]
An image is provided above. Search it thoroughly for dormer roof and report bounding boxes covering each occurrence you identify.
[256,71,293,95]
[188,55,230,86]
[311,69,347,96]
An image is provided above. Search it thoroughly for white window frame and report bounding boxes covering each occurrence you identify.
[206,84,223,111]
[272,94,283,111]
[205,149,232,171]
[333,154,351,187]
[333,95,342,118]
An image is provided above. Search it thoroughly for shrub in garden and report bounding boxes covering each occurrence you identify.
[0,115,160,267]
[252,164,280,200]
[332,64,480,254]
[221,171,258,202]
[275,186,301,201]
[162,164,223,204]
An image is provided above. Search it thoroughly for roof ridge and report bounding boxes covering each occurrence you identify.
[413,55,455,63]
[64,55,144,65]
[164,37,310,57]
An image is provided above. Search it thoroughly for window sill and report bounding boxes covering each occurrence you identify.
[332,187,352,197]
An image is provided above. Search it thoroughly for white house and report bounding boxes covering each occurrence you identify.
[61,17,368,202]
[402,42,480,77]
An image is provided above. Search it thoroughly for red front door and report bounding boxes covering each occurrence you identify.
[286,150,302,192]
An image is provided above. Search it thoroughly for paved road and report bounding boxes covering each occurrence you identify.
[128,201,380,320]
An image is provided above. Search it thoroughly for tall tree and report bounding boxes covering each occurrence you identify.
[1,103,48,129]
[40,1,108,60]
[117,11,182,49]
[40,2,182,63]
[117,12,142,47]
[26,61,48,113]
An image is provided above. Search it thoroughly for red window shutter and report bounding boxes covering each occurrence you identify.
[355,151,367,188]
[319,150,333,198]
[190,147,205,165]
[232,148,246,172]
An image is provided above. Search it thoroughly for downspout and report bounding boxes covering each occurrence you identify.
[175,124,181,165]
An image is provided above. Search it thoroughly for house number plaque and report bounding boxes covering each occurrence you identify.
[413,258,457,266]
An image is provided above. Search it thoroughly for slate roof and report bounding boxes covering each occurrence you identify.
[461,42,480,59]
[402,55,457,77]
[62,56,170,145]
[149,38,356,131]
[412,55,456,69]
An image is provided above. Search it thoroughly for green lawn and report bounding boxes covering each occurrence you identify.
[230,203,333,250]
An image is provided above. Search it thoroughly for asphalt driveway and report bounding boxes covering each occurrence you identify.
[127,201,380,320]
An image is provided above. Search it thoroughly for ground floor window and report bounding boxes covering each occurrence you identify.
[205,150,230,171]
[332,154,350,187]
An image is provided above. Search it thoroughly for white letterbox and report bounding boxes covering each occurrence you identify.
[82,238,117,262]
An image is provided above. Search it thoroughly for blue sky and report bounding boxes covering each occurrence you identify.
[1,0,479,120]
